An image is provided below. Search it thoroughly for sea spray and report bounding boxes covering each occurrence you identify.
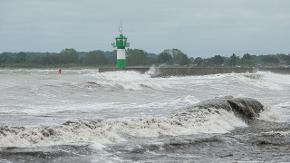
[0,97,265,148]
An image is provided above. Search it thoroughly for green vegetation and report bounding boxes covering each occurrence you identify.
[0,48,290,68]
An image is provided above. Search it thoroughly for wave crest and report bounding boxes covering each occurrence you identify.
[0,96,265,148]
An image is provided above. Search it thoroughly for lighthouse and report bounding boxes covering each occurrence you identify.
[112,25,130,69]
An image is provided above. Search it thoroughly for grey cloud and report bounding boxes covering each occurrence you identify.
[0,0,289,56]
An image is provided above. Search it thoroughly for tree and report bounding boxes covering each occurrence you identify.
[172,49,190,65]
[126,49,147,66]
[207,55,225,66]
[193,57,204,66]
[229,53,239,66]
[82,51,108,66]
[15,52,27,63]
[286,54,290,65]
[59,48,78,64]
[261,55,280,65]
[241,53,255,66]
[0,53,13,64]
[157,52,173,64]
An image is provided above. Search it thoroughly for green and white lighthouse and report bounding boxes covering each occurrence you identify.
[112,25,130,69]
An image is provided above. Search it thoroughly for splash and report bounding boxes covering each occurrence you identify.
[259,102,290,122]
[145,65,160,77]
[85,71,170,90]
[0,96,265,148]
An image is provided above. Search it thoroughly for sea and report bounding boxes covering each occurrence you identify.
[0,68,289,162]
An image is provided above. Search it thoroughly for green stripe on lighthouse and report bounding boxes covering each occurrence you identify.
[116,59,126,69]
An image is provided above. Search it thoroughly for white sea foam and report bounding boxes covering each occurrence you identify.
[85,71,172,90]
[259,102,290,122]
[0,69,290,150]
[235,71,290,90]
[0,108,247,148]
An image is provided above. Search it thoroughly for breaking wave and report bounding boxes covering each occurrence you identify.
[84,71,171,90]
[0,110,245,148]
[79,70,290,92]
[259,102,290,123]
[236,71,290,90]
[0,97,264,148]
[2,69,290,92]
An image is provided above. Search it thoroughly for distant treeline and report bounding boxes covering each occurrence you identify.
[0,48,290,67]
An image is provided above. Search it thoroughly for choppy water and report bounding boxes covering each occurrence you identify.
[0,69,290,162]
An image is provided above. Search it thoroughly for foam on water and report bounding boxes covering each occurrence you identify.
[235,71,290,90]
[0,69,290,152]
[0,95,199,118]
[0,107,247,148]
[1,69,288,93]
[260,102,290,122]
[85,70,173,90]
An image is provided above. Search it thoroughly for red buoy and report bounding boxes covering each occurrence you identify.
[58,68,62,75]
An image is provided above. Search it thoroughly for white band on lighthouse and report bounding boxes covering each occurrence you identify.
[117,49,126,59]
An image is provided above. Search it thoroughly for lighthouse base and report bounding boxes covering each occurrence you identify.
[116,59,126,69]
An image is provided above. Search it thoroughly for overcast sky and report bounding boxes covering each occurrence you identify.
[0,0,290,57]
